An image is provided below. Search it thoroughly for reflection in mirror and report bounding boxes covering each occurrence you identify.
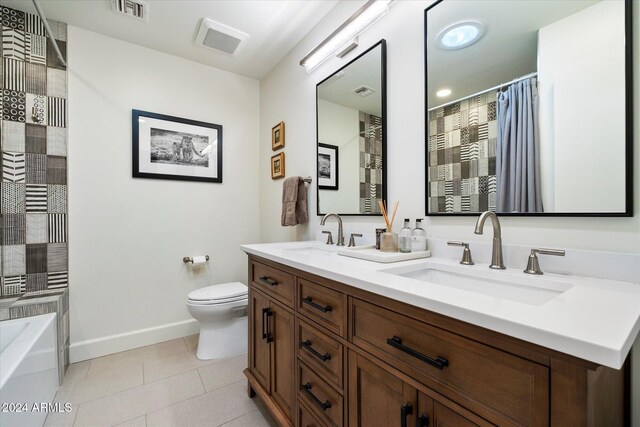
[317,40,386,215]
[425,0,631,216]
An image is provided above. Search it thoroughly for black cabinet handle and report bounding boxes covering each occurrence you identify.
[261,308,268,340]
[262,308,273,343]
[301,340,331,362]
[417,413,430,427]
[302,383,331,411]
[386,336,448,370]
[400,402,413,427]
[259,276,278,286]
[302,296,332,313]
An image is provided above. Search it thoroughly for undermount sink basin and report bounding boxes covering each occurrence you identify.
[383,265,573,305]
[283,245,336,256]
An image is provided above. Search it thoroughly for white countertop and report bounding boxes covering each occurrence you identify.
[241,241,640,369]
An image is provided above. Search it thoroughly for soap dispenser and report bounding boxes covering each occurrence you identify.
[399,219,412,253]
[411,219,427,252]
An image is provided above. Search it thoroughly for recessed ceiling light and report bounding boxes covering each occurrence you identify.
[436,89,452,97]
[437,21,484,50]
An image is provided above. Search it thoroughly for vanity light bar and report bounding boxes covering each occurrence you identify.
[300,0,392,73]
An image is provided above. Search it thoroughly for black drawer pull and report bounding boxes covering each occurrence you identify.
[301,340,331,362]
[259,276,278,286]
[262,308,273,343]
[400,402,413,427]
[302,383,331,411]
[302,296,332,313]
[386,336,448,370]
[417,413,430,427]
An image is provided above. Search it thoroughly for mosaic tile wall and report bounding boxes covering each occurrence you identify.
[359,111,382,214]
[427,90,498,213]
[0,5,68,297]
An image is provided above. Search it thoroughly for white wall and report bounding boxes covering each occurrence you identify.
[259,0,640,421]
[538,0,626,212]
[259,0,640,255]
[317,99,360,214]
[68,27,260,362]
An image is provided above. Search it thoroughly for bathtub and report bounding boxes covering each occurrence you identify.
[1,313,59,427]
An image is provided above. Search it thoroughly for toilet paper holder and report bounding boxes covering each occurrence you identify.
[183,255,210,263]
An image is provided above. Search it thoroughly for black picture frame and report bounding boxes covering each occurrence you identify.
[132,109,223,183]
[318,143,339,190]
[316,39,387,216]
[424,0,633,217]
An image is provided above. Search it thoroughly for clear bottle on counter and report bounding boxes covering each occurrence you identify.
[411,219,427,252]
[398,219,412,253]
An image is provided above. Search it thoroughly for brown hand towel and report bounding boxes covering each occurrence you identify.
[281,176,309,226]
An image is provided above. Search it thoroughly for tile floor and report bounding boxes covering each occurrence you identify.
[45,335,277,427]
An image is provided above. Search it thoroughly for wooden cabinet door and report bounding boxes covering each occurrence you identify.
[249,289,270,392]
[348,350,416,427]
[417,392,491,427]
[270,300,295,422]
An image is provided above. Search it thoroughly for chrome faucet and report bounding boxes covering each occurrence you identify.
[320,213,345,246]
[474,211,506,269]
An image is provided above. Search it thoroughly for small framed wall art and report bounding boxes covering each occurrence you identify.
[271,152,285,179]
[272,121,285,151]
[132,109,223,183]
[318,143,338,190]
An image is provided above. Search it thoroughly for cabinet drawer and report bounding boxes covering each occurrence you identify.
[297,278,345,336]
[251,261,295,308]
[298,320,344,390]
[351,298,549,426]
[299,361,343,427]
[298,399,328,427]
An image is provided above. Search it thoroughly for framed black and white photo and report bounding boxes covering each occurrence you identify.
[132,109,223,183]
[318,143,338,190]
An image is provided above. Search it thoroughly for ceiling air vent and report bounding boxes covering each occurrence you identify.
[352,86,376,97]
[112,0,148,22]
[195,19,249,56]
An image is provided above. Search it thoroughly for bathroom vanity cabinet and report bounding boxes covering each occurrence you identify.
[244,255,627,427]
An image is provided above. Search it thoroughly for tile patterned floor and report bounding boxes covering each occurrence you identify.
[45,335,277,427]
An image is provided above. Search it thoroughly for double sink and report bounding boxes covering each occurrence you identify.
[283,242,573,306]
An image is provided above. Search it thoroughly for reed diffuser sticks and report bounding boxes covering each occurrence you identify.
[378,200,399,232]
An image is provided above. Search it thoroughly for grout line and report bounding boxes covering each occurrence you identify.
[211,378,247,394]
[74,371,206,426]
[144,413,147,427]
[217,409,259,427]
[82,360,90,381]
[85,338,192,375]
[57,365,145,407]
[146,378,247,423]
[196,366,206,391]
[70,401,80,427]
[144,382,209,422]
[113,414,146,426]
[62,349,242,423]
[142,361,148,385]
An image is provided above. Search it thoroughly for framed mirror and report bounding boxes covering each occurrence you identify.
[317,40,387,216]
[425,0,632,216]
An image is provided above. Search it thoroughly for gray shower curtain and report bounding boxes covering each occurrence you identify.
[496,77,543,213]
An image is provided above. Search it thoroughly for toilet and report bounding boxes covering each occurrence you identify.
[186,282,248,360]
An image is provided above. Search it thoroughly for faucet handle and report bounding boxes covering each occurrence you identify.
[524,248,565,275]
[447,241,474,265]
[348,233,363,247]
[322,231,334,245]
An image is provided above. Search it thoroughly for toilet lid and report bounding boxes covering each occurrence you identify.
[187,282,247,302]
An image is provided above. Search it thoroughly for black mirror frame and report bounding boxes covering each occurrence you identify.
[424,0,633,217]
[316,39,387,216]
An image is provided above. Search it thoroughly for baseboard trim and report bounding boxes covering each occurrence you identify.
[69,319,199,363]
